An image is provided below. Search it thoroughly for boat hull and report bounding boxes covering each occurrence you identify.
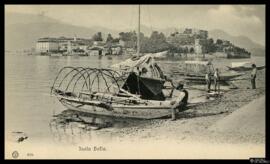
[184,74,243,84]
[227,66,265,72]
[59,98,172,119]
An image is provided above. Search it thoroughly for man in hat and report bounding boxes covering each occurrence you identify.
[170,82,188,121]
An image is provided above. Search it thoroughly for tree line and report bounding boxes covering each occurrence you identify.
[91,31,249,54]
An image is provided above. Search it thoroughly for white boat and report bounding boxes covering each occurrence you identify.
[227,61,265,71]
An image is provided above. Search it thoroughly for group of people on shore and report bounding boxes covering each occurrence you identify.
[170,64,258,121]
[205,64,257,93]
[205,68,221,93]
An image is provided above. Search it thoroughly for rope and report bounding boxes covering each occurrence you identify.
[146,5,153,32]
[130,6,135,31]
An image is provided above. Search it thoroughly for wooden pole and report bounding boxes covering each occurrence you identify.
[137,5,140,56]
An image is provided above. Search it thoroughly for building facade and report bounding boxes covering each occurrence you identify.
[36,38,59,53]
[167,28,209,54]
[36,37,92,54]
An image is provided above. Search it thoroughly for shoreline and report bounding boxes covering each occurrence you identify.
[111,69,265,145]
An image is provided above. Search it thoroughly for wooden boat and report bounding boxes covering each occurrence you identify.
[182,60,243,84]
[51,67,189,119]
[184,72,244,83]
[226,62,265,71]
[53,91,174,119]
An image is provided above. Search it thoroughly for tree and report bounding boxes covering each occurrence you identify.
[92,32,103,41]
[139,31,171,53]
[119,32,134,48]
[190,47,194,53]
[208,38,214,45]
[216,39,223,45]
[112,38,120,43]
[150,31,166,43]
[106,34,114,43]
[148,31,169,53]
[119,31,135,41]
[205,38,216,53]
[118,31,144,49]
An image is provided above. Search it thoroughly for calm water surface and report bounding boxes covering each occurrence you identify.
[5,55,128,143]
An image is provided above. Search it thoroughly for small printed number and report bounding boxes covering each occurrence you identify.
[27,153,34,157]
[12,151,19,159]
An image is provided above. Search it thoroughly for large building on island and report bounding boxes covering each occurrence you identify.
[167,28,208,54]
[167,28,250,58]
[35,36,124,56]
[35,36,94,55]
[36,38,59,53]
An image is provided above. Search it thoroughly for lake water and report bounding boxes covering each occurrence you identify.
[5,54,265,147]
[5,55,130,144]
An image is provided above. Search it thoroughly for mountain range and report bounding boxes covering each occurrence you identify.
[5,12,265,56]
[208,29,265,56]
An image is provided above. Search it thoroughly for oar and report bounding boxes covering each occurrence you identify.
[119,88,141,100]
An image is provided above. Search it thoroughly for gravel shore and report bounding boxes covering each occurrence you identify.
[111,69,265,145]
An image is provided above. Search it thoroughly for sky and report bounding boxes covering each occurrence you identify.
[5,5,265,46]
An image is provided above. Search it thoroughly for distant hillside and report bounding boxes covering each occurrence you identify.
[5,12,120,50]
[208,29,265,56]
[5,12,59,26]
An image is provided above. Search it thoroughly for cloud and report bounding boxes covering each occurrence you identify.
[208,5,262,25]
[206,5,264,45]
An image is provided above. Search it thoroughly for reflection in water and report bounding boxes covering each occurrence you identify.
[49,109,151,144]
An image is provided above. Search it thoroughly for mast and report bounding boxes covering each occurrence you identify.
[137,5,140,56]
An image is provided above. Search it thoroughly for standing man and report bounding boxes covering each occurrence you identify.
[213,68,220,93]
[205,72,211,93]
[251,64,257,89]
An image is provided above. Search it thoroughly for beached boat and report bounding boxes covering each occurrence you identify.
[51,67,189,119]
[181,60,243,84]
[226,62,265,72]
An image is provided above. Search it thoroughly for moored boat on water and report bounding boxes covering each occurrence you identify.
[172,60,243,84]
[226,61,265,72]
